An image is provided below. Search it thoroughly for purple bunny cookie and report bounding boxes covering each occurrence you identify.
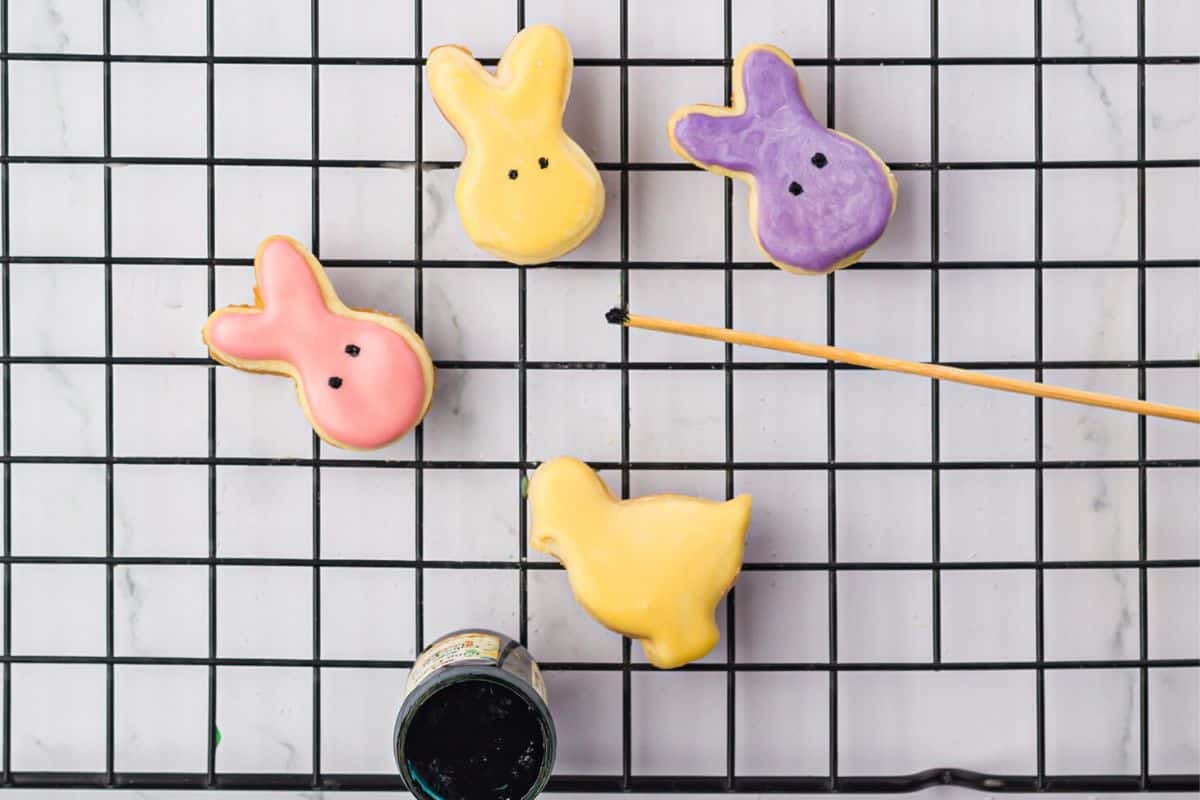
[669,44,897,275]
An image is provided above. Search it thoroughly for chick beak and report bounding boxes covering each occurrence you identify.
[529,527,555,555]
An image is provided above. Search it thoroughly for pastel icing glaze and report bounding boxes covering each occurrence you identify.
[427,25,605,265]
[528,457,752,669]
[203,236,435,450]
[669,44,898,275]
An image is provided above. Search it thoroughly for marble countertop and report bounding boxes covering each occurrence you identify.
[2,0,1198,796]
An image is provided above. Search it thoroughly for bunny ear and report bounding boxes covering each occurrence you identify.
[205,237,332,362]
[427,45,496,132]
[254,236,328,310]
[499,25,571,123]
[670,108,761,173]
[671,46,813,173]
[204,307,283,362]
[738,46,811,121]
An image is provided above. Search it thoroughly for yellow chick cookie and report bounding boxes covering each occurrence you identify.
[528,457,752,669]
[427,25,606,265]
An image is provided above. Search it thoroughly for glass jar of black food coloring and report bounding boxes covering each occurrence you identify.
[394,629,555,800]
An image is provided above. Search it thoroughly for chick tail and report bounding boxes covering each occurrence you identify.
[722,493,753,547]
[725,493,752,520]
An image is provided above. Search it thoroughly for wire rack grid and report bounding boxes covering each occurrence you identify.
[0,0,1197,794]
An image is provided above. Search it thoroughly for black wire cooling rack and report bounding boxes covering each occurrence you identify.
[0,0,1197,793]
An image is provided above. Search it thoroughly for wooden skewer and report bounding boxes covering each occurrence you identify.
[606,308,1200,425]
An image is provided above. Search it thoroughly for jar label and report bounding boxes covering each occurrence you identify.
[405,632,501,696]
[529,660,547,702]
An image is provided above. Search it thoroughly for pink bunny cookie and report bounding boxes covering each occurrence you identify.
[203,236,435,450]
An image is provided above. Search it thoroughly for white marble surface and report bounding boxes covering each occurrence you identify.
[4,0,1199,794]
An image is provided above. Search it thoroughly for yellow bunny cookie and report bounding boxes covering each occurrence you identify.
[427,25,605,265]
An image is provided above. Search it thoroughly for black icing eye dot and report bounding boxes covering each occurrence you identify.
[538,156,549,169]
[788,181,804,196]
[811,152,828,168]
[328,376,343,389]
[508,169,519,180]
[345,344,360,357]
